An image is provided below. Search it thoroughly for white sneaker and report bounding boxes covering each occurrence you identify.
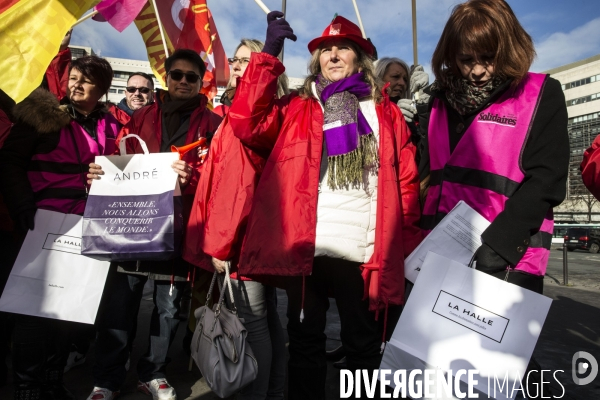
[86,387,120,400]
[137,379,177,400]
[64,351,86,373]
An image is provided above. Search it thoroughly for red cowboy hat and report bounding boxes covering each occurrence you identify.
[307,15,375,57]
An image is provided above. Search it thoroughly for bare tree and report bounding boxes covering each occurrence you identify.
[569,174,599,222]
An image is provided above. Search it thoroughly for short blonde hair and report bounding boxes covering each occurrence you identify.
[230,38,289,98]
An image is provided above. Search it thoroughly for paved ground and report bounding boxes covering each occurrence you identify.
[1,249,599,399]
[545,246,600,290]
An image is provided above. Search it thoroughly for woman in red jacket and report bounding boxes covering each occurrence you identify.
[217,12,421,399]
[184,38,290,400]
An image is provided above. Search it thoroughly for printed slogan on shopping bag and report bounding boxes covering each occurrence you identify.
[82,135,183,261]
[93,197,166,235]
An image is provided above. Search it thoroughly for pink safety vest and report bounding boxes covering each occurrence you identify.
[422,72,552,276]
[28,115,119,215]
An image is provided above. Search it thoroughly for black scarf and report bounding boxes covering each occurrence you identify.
[65,102,105,141]
[431,71,504,115]
[161,94,202,139]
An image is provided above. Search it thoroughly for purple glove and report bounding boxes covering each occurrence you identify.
[262,11,297,57]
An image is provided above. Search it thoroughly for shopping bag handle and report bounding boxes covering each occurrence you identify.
[119,134,150,155]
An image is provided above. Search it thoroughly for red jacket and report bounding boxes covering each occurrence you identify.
[581,134,600,200]
[223,53,422,311]
[183,111,267,271]
[115,93,222,197]
[213,104,229,118]
[45,48,71,100]
[108,103,132,126]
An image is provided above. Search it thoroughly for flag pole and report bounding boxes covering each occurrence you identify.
[351,0,367,39]
[411,0,420,100]
[254,0,270,14]
[280,0,287,62]
[151,0,170,58]
[73,10,98,27]
[411,0,418,66]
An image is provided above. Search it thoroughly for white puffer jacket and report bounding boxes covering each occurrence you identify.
[313,83,380,263]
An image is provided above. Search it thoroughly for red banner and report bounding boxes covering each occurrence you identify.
[136,0,229,100]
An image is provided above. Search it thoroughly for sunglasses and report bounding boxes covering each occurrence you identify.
[125,86,151,94]
[168,70,201,83]
[227,57,251,66]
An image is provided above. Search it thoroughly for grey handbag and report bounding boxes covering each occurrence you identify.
[191,262,258,398]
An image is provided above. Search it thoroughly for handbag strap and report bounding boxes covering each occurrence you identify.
[205,270,219,306]
[223,262,237,313]
[214,262,238,315]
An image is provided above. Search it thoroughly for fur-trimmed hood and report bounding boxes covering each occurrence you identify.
[11,89,72,134]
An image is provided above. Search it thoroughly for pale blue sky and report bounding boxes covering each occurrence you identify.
[72,0,600,79]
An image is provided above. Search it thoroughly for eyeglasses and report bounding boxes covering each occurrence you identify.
[125,86,151,94]
[168,70,201,83]
[227,57,251,66]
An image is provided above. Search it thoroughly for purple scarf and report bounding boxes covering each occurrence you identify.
[316,73,373,156]
[315,73,378,190]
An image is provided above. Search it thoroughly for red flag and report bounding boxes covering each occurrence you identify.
[149,0,228,100]
[176,1,229,99]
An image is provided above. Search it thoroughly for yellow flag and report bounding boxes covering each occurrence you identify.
[0,0,100,103]
[134,1,174,88]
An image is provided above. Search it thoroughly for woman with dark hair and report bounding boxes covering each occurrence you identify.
[0,55,120,400]
[218,12,421,399]
[417,4,568,392]
[419,0,567,327]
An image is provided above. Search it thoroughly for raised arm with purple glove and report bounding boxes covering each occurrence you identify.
[262,11,297,57]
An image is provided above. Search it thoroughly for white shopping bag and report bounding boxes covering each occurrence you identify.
[82,134,182,261]
[0,209,110,324]
[381,252,552,400]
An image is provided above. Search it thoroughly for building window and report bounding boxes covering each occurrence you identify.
[563,74,600,91]
[569,112,600,124]
[113,71,130,79]
[108,88,117,93]
[567,93,600,107]
[70,48,88,59]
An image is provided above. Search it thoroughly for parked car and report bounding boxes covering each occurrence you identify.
[564,227,600,253]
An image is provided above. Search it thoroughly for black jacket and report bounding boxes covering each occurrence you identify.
[417,76,569,266]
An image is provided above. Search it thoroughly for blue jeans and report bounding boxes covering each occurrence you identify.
[225,279,286,400]
[93,267,185,391]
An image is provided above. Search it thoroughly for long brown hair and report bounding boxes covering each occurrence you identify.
[431,0,535,87]
[298,39,382,103]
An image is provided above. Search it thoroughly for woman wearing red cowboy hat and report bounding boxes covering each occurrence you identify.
[221,12,421,399]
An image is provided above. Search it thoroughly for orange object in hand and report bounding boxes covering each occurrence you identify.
[171,138,208,161]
